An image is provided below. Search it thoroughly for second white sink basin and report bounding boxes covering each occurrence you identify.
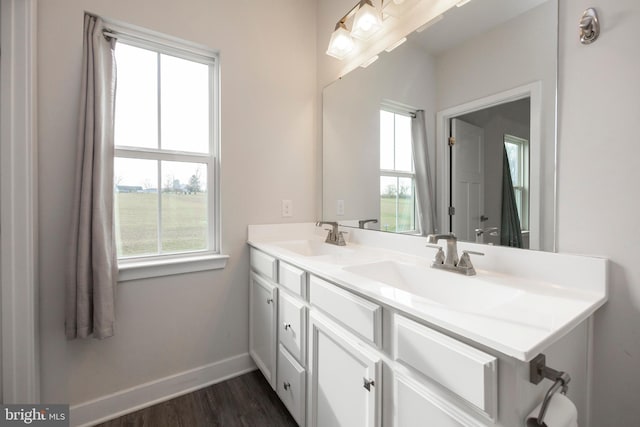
[343,260,523,312]
[271,239,355,257]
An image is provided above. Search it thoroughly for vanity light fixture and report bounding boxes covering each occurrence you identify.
[326,21,355,60]
[326,0,385,60]
[351,0,383,40]
[382,0,421,18]
[385,37,407,52]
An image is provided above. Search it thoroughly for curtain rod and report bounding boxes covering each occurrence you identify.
[103,30,117,40]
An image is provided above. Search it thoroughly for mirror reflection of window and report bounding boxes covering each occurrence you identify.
[504,134,530,231]
[379,109,416,233]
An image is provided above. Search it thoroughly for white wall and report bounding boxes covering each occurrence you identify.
[558,1,640,425]
[322,41,436,226]
[37,0,316,406]
[435,0,556,251]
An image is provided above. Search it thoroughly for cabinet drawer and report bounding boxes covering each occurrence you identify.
[394,315,497,418]
[279,291,306,364]
[277,345,306,426]
[309,275,381,346]
[279,261,307,298]
[250,248,277,281]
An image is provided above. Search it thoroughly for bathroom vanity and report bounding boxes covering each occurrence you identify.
[247,223,607,427]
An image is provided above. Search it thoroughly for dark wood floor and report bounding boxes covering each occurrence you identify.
[96,370,298,427]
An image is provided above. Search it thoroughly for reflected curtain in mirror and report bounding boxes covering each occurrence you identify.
[411,110,437,235]
[66,14,117,339]
[500,145,523,248]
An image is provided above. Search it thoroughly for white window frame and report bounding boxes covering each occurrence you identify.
[106,20,227,281]
[379,107,418,234]
[504,134,530,231]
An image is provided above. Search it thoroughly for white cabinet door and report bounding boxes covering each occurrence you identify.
[308,311,381,427]
[250,272,278,389]
[394,373,487,427]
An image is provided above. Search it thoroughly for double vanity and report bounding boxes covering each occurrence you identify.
[247,223,607,426]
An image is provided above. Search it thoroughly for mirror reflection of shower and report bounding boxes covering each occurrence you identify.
[449,98,530,248]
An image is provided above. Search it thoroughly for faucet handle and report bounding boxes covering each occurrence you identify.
[462,250,484,257]
[426,244,445,265]
[456,250,483,275]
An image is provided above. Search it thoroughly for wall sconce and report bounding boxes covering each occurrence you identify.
[326,21,356,60]
[326,0,388,60]
[351,0,383,40]
[326,0,425,61]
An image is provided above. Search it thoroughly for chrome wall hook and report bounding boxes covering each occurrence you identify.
[579,8,600,44]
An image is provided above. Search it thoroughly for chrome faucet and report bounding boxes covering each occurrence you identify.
[426,233,459,266]
[358,219,378,229]
[426,233,483,276]
[316,221,347,246]
[475,227,499,243]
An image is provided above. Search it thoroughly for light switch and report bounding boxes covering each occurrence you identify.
[336,199,345,216]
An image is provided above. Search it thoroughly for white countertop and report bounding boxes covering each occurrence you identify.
[248,223,608,361]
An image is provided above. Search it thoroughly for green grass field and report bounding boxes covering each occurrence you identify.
[380,196,415,232]
[116,192,207,257]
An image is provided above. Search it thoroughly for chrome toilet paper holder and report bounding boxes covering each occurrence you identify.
[529,353,572,426]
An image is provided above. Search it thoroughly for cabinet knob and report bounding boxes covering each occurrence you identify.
[283,322,291,330]
[266,298,273,304]
[283,381,291,390]
[363,378,375,392]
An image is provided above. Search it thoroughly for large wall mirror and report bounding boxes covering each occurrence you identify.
[322,0,557,251]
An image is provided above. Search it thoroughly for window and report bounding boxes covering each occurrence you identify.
[504,134,529,230]
[379,109,416,233]
[110,24,224,279]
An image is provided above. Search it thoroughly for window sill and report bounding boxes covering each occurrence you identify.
[118,254,229,282]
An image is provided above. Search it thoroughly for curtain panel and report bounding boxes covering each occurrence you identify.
[65,14,117,339]
[411,110,437,236]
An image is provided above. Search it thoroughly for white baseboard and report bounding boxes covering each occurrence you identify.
[70,353,256,427]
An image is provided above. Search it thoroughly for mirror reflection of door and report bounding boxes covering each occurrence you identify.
[450,119,485,242]
[449,98,531,247]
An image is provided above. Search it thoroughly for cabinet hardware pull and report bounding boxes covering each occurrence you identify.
[266,298,273,304]
[363,378,375,391]
[283,381,291,390]
[283,322,292,330]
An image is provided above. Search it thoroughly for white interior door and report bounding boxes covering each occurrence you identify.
[450,119,485,241]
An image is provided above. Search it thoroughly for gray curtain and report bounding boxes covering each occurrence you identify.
[66,14,117,339]
[500,146,523,248]
[411,110,437,235]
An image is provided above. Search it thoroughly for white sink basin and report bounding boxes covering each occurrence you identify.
[343,260,523,312]
[270,239,355,257]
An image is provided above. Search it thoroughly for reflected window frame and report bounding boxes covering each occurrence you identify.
[379,108,418,234]
[504,134,530,231]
